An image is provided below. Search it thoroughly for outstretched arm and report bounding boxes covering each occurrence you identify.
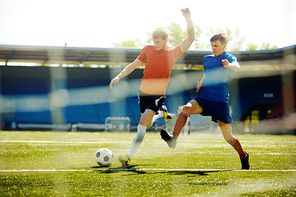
[109,58,143,89]
[180,8,195,53]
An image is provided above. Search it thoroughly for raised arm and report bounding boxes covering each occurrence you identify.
[180,8,195,53]
[109,58,143,89]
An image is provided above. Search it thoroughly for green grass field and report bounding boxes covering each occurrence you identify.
[1,131,296,196]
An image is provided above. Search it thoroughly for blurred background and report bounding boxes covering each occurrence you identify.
[0,0,295,134]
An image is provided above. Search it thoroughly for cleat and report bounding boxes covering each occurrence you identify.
[241,152,250,170]
[161,106,173,123]
[160,129,177,148]
[118,155,131,168]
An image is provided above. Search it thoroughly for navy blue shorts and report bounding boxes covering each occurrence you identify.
[138,90,166,114]
[194,97,233,123]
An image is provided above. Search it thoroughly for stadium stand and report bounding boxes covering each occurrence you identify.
[95,102,111,123]
[238,75,283,120]
[253,79,296,134]
[0,45,295,133]
[1,68,295,132]
[265,81,296,119]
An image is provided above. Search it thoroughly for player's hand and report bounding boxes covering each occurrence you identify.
[181,8,191,18]
[109,77,120,89]
[196,81,202,93]
[222,59,229,68]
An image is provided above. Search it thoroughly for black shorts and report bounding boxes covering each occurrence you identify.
[138,90,166,114]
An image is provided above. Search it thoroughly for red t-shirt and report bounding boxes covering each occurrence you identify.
[137,45,184,95]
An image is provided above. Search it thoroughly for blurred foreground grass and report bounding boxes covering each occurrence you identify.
[0,131,295,196]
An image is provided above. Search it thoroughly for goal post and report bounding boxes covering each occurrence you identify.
[105,116,130,132]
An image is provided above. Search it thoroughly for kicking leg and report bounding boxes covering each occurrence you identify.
[160,99,203,148]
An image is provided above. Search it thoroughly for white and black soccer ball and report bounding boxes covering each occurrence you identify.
[95,148,113,167]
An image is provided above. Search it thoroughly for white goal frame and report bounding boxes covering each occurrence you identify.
[105,116,130,132]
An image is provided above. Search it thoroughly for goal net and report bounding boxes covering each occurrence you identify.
[105,116,130,132]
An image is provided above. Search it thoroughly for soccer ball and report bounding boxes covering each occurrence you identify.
[95,148,113,167]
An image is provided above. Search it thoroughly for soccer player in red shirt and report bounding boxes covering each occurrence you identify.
[110,8,195,167]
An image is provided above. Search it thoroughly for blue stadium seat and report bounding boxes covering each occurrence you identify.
[95,103,111,122]
[67,79,88,89]
[2,78,13,95]
[87,79,110,87]
[63,104,99,123]
[8,78,52,123]
[16,111,52,122]
[126,97,141,123]
[12,78,48,95]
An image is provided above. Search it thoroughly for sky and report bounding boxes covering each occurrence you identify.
[0,0,295,50]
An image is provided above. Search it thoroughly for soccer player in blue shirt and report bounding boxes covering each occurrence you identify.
[161,33,250,169]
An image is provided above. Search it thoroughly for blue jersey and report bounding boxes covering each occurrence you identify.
[198,51,237,103]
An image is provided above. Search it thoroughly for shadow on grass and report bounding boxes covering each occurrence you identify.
[159,169,232,176]
[91,165,147,174]
[91,165,231,176]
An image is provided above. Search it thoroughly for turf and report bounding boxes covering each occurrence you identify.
[0,131,295,196]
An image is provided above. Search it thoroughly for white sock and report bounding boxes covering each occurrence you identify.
[128,125,147,160]
[152,110,164,122]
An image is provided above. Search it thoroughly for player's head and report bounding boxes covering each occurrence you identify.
[152,27,169,51]
[210,33,227,56]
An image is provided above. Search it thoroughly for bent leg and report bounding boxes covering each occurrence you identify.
[172,99,203,139]
[218,121,246,159]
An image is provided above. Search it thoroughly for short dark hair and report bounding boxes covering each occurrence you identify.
[210,33,227,44]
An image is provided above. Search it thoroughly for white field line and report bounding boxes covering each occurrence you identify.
[142,169,296,172]
[0,141,110,144]
[1,169,296,172]
[0,169,91,172]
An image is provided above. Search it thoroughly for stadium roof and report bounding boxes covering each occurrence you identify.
[0,44,295,68]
